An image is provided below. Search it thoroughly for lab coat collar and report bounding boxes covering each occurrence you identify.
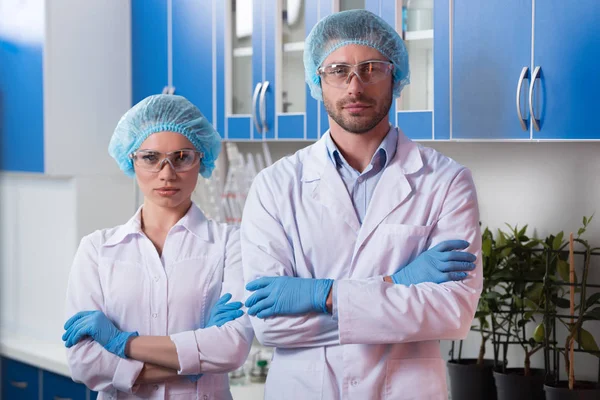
[103,202,210,247]
[302,127,423,181]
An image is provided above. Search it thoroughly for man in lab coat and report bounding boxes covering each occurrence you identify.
[240,9,482,400]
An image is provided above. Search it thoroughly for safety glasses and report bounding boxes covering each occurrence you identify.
[317,60,394,88]
[129,149,203,172]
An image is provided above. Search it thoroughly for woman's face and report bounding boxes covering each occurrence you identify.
[133,131,200,210]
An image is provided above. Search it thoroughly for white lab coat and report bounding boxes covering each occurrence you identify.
[240,129,482,400]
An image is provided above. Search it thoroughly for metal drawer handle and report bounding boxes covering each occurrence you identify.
[54,397,73,400]
[259,81,270,133]
[252,82,263,134]
[528,66,541,131]
[516,67,529,131]
[10,381,28,389]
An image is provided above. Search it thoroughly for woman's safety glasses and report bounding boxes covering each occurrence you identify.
[129,149,203,172]
[317,60,394,88]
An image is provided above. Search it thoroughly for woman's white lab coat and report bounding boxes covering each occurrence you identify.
[241,129,482,400]
[65,203,253,399]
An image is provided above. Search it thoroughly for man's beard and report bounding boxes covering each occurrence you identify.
[323,91,392,134]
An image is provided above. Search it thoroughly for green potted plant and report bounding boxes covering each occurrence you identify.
[447,227,507,400]
[544,216,600,400]
[491,224,554,400]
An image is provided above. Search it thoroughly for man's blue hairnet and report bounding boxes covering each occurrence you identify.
[109,94,221,178]
[304,9,410,101]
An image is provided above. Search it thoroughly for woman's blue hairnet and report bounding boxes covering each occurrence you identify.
[304,9,410,101]
[109,94,221,178]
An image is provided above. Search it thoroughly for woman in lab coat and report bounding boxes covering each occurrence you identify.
[63,95,253,399]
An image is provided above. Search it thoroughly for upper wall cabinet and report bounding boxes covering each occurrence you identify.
[215,0,444,141]
[132,0,214,123]
[452,0,600,140]
[0,0,131,174]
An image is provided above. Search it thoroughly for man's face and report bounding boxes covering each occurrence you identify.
[320,44,393,134]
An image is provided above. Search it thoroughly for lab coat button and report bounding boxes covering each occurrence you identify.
[357,177,363,183]
[203,395,209,400]
[154,276,159,282]
[351,379,358,386]
[152,313,158,318]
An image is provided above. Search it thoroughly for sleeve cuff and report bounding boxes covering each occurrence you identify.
[332,281,339,321]
[112,357,144,393]
[170,330,201,375]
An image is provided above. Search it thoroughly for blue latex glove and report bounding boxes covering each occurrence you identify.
[62,311,138,358]
[186,293,244,383]
[205,293,244,327]
[391,239,477,285]
[245,276,334,319]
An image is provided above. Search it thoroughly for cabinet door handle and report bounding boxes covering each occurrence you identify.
[516,67,529,131]
[259,81,270,134]
[53,397,73,400]
[252,82,263,134]
[528,66,541,131]
[10,381,28,389]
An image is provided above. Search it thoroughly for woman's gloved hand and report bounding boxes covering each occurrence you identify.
[62,310,138,358]
[187,293,245,383]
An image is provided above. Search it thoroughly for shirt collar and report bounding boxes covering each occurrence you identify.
[102,203,210,247]
[325,125,398,172]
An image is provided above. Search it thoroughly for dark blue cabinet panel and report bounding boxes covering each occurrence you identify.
[1,357,39,400]
[452,0,532,140]
[42,370,86,400]
[532,0,600,139]
[0,38,44,172]
[131,0,168,104]
[172,0,214,124]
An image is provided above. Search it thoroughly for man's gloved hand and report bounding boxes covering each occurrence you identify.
[62,310,138,358]
[391,239,477,286]
[245,276,334,318]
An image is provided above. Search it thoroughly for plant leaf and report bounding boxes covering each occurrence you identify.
[554,297,571,308]
[583,216,588,226]
[578,227,586,236]
[557,259,570,282]
[553,232,564,250]
[482,237,492,257]
[574,328,600,354]
[585,307,600,321]
[586,293,600,309]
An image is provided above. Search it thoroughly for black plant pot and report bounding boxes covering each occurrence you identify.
[544,381,600,400]
[447,359,497,400]
[493,368,545,400]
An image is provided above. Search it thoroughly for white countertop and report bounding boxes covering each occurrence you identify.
[0,330,71,376]
[0,331,265,399]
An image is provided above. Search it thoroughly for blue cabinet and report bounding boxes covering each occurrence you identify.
[1,357,39,400]
[531,0,599,139]
[131,0,215,125]
[1,357,97,400]
[131,0,169,104]
[42,370,87,400]
[452,0,532,140]
[0,5,45,172]
[451,0,600,140]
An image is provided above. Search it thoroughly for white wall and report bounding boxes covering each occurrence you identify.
[232,140,600,381]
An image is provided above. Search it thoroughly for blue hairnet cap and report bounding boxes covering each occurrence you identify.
[304,9,410,101]
[109,94,221,178]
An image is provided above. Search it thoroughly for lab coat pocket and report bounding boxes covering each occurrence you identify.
[384,358,447,400]
[378,223,433,237]
[264,348,323,400]
[377,224,434,270]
